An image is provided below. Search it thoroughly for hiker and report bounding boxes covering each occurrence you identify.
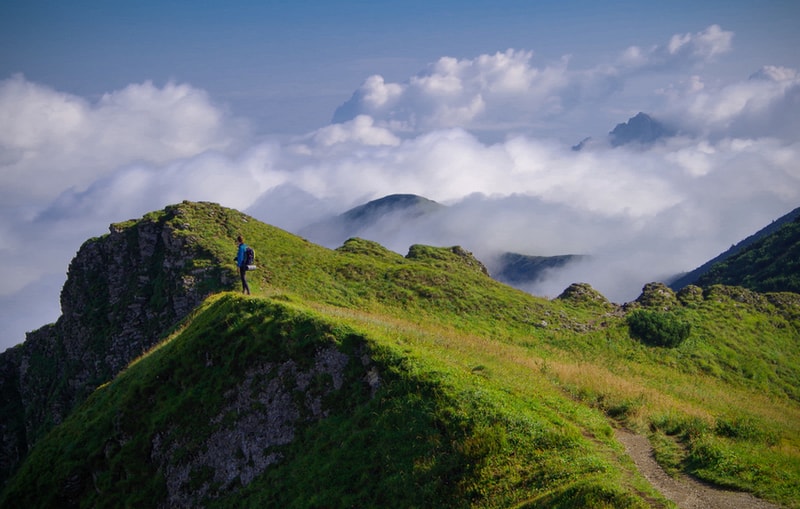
[234,235,251,295]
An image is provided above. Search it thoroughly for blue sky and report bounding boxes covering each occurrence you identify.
[1,0,800,350]
[4,1,798,135]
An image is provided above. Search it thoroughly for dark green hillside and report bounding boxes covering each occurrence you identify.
[691,214,800,293]
[670,206,800,292]
[2,201,800,508]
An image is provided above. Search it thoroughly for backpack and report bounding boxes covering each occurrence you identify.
[244,246,256,270]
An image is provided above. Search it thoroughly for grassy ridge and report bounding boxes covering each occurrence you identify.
[0,294,657,508]
[2,201,799,507]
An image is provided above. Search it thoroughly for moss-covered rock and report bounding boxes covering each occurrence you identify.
[635,282,679,310]
[556,282,614,310]
[406,244,490,276]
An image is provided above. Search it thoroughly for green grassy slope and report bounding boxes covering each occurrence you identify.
[1,295,659,508]
[2,201,799,508]
[693,214,800,294]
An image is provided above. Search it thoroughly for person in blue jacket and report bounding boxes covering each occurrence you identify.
[234,235,251,295]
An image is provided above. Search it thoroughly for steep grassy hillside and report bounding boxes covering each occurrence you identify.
[2,201,799,508]
[692,214,800,294]
[670,206,800,292]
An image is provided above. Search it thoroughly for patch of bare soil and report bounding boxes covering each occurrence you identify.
[616,429,783,509]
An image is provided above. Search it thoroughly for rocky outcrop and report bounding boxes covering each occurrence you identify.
[556,282,614,310]
[406,244,490,277]
[150,344,379,508]
[0,203,237,487]
[633,282,679,311]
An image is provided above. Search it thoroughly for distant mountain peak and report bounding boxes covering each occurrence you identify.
[341,194,443,223]
[571,137,592,151]
[298,194,445,249]
[609,112,676,147]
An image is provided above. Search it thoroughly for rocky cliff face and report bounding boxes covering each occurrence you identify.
[149,341,380,508]
[0,203,237,487]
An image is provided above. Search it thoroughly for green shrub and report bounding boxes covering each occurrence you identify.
[626,309,691,348]
[715,415,779,445]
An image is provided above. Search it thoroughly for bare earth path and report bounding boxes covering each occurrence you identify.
[616,429,783,509]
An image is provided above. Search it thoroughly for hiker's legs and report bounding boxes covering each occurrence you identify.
[240,267,250,295]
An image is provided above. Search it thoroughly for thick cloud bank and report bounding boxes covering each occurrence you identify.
[2,25,799,351]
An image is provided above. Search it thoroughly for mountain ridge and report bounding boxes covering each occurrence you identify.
[1,201,799,508]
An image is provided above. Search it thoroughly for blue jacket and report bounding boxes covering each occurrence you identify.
[236,243,247,268]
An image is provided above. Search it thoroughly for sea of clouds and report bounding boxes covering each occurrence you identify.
[1,25,799,350]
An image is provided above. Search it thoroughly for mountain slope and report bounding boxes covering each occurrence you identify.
[2,202,800,508]
[0,200,562,489]
[670,206,800,292]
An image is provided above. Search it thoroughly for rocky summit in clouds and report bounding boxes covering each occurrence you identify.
[608,112,677,147]
[1,5,799,351]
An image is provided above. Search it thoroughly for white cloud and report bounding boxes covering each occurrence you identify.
[359,75,405,109]
[657,64,800,141]
[619,24,733,71]
[293,134,799,303]
[333,49,572,134]
[331,26,734,137]
[0,76,251,348]
[0,76,246,208]
[750,65,797,82]
[666,24,733,62]
[309,115,400,147]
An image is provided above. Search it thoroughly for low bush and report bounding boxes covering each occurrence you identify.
[626,309,691,348]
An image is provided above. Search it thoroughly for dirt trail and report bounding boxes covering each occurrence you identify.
[616,429,783,509]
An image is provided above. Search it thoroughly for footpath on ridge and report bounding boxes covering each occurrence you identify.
[616,429,782,509]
